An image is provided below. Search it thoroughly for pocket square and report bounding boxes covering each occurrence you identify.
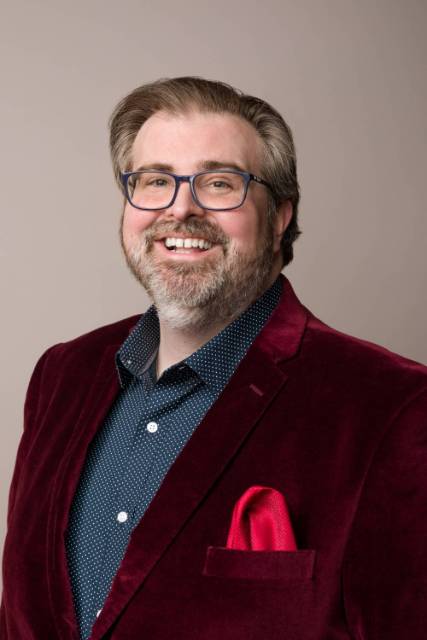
[226,485,297,551]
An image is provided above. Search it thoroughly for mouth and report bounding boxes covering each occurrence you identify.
[155,235,220,256]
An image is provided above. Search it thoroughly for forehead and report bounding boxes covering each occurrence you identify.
[130,109,265,173]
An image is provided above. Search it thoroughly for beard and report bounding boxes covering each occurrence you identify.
[120,214,276,331]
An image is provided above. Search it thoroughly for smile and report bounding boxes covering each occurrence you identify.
[163,237,213,251]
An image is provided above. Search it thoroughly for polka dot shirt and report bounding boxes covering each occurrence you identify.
[65,276,282,639]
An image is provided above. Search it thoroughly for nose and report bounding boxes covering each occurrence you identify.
[166,178,205,221]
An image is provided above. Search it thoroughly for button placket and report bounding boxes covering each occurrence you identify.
[111,409,162,535]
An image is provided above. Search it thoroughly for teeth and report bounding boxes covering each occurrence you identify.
[163,237,213,250]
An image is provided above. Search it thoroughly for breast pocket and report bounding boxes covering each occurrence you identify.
[202,546,316,582]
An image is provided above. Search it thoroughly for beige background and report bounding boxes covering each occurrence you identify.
[1,0,426,571]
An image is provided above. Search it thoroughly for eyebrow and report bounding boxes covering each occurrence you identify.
[133,160,248,173]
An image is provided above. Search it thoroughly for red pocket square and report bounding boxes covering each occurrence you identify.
[226,485,297,551]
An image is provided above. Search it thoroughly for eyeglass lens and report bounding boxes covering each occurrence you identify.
[126,171,246,210]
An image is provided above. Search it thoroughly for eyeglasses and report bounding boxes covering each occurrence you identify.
[121,169,273,212]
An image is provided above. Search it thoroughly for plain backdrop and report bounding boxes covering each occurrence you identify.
[1,0,426,578]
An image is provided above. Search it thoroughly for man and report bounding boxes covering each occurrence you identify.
[1,77,426,639]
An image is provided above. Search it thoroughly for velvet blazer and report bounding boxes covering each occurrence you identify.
[1,276,427,639]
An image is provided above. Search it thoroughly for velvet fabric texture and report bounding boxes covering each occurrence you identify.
[1,275,427,639]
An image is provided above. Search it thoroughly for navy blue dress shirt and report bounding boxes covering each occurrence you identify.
[65,277,282,639]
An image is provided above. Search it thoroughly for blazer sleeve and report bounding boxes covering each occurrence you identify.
[1,345,59,638]
[343,387,427,639]
[4,344,59,527]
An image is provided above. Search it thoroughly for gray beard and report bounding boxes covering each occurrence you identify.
[121,218,275,331]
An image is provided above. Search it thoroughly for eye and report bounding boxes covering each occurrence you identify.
[148,178,168,186]
[211,180,231,189]
[203,177,233,190]
[138,173,175,189]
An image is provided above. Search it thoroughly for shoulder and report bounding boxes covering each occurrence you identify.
[301,311,427,409]
[269,277,427,394]
[34,313,142,371]
[273,276,427,393]
[307,312,426,376]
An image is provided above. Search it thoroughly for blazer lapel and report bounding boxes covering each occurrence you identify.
[90,276,308,639]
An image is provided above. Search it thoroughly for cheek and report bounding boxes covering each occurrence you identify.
[122,204,157,240]
[217,213,260,251]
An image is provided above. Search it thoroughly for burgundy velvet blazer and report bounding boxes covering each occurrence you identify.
[2,276,427,639]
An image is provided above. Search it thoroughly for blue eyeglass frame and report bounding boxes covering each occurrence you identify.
[121,169,273,212]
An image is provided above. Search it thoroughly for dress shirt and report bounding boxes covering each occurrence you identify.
[65,277,282,639]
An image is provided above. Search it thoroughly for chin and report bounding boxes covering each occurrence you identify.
[154,301,214,331]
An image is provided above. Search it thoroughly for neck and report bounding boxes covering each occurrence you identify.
[155,318,227,378]
[155,267,282,378]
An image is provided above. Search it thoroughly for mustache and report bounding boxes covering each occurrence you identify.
[143,219,229,247]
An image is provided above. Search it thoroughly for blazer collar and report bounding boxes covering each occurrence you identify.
[254,274,309,365]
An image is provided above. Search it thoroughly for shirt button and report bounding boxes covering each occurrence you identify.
[117,511,128,523]
[96,608,102,617]
[146,421,158,433]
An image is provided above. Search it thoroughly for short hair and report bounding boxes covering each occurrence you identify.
[109,76,301,266]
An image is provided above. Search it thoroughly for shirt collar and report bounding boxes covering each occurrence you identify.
[116,276,283,392]
[116,305,159,388]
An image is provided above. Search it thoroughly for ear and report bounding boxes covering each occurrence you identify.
[273,200,293,252]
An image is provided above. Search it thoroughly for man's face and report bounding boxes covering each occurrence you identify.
[120,109,291,329]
